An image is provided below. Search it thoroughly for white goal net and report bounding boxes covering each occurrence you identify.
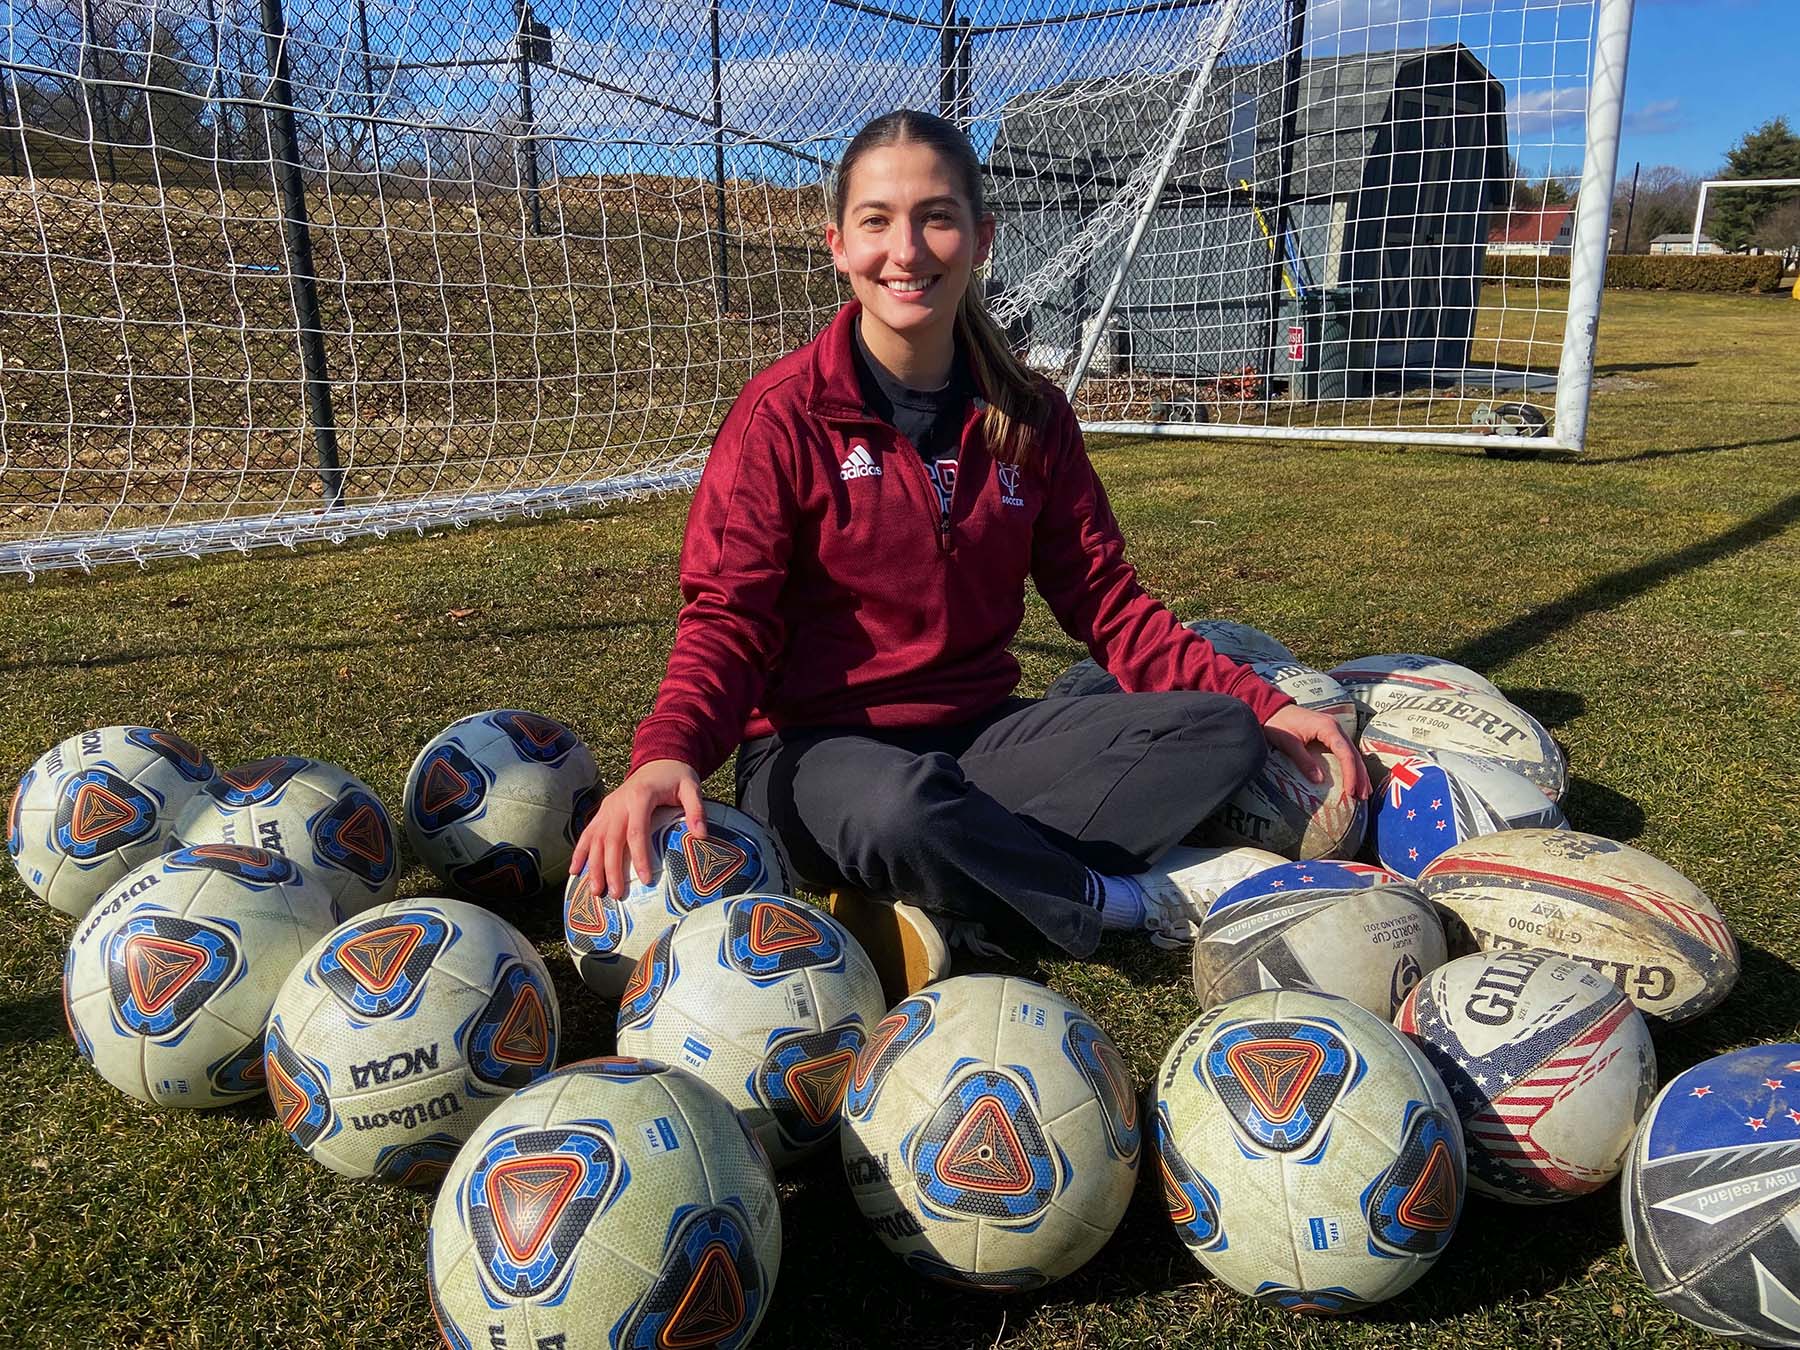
[0,0,1631,574]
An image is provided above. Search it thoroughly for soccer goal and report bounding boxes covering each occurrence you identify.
[0,0,1632,574]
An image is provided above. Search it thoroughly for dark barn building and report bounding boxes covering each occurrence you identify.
[987,44,1510,395]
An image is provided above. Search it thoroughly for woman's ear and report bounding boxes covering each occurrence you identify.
[974,213,997,269]
[825,222,849,275]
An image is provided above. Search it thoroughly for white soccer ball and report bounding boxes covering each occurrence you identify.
[404,710,601,905]
[840,974,1140,1291]
[173,756,398,915]
[614,895,886,1165]
[63,843,340,1107]
[565,799,791,998]
[1192,860,1446,1018]
[10,725,215,918]
[1155,988,1465,1313]
[1360,690,1567,802]
[1325,654,1503,732]
[1398,950,1656,1203]
[265,896,560,1184]
[428,1056,781,1350]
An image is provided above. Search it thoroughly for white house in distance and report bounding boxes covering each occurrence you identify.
[1486,202,1576,256]
[1649,231,1725,254]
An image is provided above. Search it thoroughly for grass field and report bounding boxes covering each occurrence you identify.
[2,286,1798,1348]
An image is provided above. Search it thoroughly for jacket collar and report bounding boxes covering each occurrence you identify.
[806,299,988,424]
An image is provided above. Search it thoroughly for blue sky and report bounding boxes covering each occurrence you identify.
[1620,0,1796,174]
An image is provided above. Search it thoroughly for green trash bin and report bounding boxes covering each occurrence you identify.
[1284,287,1371,401]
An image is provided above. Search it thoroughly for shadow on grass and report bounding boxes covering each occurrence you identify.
[1648,939,1800,1078]
[1595,361,1699,375]
[1448,490,1800,673]
[1561,775,1646,842]
[1585,430,1800,465]
[0,989,65,1047]
[0,614,663,675]
[1498,685,1585,730]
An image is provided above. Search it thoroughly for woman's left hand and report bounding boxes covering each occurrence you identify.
[1262,704,1370,799]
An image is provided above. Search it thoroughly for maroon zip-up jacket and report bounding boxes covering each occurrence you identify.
[629,301,1291,778]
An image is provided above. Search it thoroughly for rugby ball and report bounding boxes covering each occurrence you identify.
[1374,751,1566,880]
[1326,654,1502,732]
[1043,620,1294,699]
[1398,950,1656,1203]
[1193,861,1446,1017]
[1623,1044,1800,1347]
[1247,661,1358,742]
[1418,829,1739,1024]
[1360,691,1566,802]
[1192,748,1365,861]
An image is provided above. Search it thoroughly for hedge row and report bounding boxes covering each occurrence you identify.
[1483,253,1787,292]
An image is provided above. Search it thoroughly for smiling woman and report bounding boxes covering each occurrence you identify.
[570,108,1367,994]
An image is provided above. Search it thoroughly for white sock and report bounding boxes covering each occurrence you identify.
[1084,869,1147,931]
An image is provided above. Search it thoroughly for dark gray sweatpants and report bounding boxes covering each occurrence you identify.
[734,692,1266,959]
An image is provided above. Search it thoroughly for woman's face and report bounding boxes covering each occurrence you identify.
[826,140,995,349]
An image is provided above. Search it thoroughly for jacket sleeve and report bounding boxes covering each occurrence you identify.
[630,397,800,778]
[1027,402,1293,724]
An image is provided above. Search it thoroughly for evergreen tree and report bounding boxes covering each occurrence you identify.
[1711,116,1800,251]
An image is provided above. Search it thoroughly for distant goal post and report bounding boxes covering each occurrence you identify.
[0,0,1634,575]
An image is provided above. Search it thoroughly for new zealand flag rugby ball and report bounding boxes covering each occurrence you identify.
[1374,751,1566,880]
[1623,1045,1800,1346]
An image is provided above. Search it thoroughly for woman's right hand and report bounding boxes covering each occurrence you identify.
[570,758,707,900]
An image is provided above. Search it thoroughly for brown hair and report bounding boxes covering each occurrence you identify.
[832,109,1048,468]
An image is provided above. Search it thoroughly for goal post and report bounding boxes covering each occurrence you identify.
[0,0,1635,575]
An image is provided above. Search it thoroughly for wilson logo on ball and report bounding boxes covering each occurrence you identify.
[316,912,453,1017]
[1205,1021,1357,1152]
[56,770,154,856]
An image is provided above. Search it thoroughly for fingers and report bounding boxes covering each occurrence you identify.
[569,814,597,879]
[1316,724,1369,798]
[627,798,654,891]
[602,805,629,901]
[678,774,707,840]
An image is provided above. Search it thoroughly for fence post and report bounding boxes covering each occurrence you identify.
[711,0,729,312]
[258,0,343,508]
[1,70,17,178]
[81,0,119,185]
[516,2,543,237]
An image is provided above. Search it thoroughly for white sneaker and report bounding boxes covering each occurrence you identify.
[1135,844,1289,949]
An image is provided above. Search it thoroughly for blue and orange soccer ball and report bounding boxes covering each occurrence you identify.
[614,894,886,1165]
[265,896,559,1185]
[1155,988,1465,1314]
[839,974,1140,1291]
[428,1056,781,1350]
[565,799,791,998]
[63,842,340,1108]
[405,710,600,906]
[10,725,216,918]
[173,756,397,916]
